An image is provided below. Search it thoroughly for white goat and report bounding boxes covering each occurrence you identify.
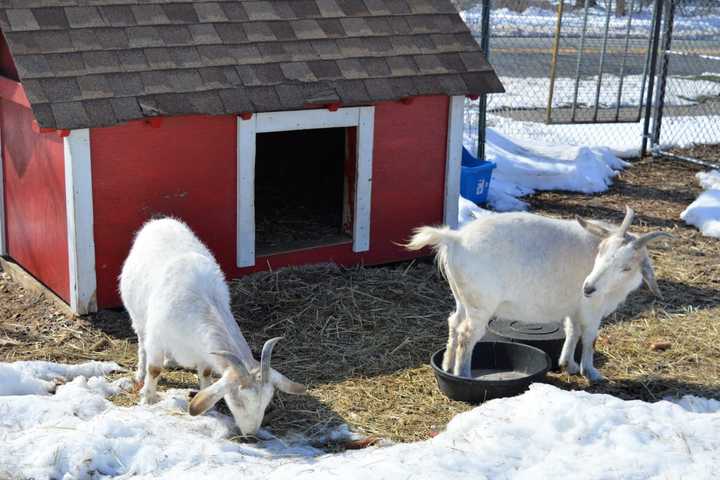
[407,207,670,383]
[120,218,305,436]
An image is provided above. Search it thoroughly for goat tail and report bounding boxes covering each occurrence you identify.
[405,225,457,281]
[404,225,459,281]
[404,225,456,252]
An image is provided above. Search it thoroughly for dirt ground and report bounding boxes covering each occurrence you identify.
[1,153,719,445]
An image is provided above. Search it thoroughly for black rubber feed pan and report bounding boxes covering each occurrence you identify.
[488,318,582,371]
[431,341,551,404]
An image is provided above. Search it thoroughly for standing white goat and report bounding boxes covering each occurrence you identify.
[120,218,305,436]
[406,207,670,383]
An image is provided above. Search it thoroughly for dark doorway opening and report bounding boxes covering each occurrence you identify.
[255,127,353,255]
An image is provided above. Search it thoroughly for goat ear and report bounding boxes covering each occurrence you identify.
[576,215,611,237]
[641,256,663,300]
[270,369,307,395]
[188,372,237,416]
[189,380,227,416]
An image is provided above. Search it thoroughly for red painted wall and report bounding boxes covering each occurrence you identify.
[1,99,69,301]
[91,96,450,308]
[91,115,237,307]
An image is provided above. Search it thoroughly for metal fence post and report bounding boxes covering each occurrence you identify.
[650,0,675,150]
[545,0,566,125]
[640,0,665,157]
[476,0,491,161]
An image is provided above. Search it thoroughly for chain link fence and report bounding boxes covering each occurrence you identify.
[458,0,720,162]
[651,0,720,166]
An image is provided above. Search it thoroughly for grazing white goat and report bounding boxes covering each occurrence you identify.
[120,218,305,436]
[407,207,670,383]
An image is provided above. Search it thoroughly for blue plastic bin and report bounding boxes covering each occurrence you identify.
[460,147,496,205]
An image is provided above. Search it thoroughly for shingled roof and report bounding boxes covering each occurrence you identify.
[0,0,503,130]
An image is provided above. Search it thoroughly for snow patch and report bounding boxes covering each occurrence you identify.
[459,195,491,224]
[3,362,720,479]
[670,394,720,414]
[681,170,720,238]
[466,113,720,160]
[0,361,123,396]
[461,128,628,218]
[490,75,720,111]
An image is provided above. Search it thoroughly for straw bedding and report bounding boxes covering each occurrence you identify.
[1,154,718,443]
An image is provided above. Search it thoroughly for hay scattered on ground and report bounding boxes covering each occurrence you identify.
[1,154,719,443]
[227,261,466,440]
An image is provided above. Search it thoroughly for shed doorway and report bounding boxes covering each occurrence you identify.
[236,107,374,268]
[254,127,353,255]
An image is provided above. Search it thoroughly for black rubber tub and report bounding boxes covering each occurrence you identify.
[487,319,582,371]
[431,341,551,404]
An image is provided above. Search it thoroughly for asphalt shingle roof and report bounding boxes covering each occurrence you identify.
[0,0,503,130]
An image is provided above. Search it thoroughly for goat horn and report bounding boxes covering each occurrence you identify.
[210,351,252,381]
[260,337,283,384]
[618,206,635,236]
[633,231,672,250]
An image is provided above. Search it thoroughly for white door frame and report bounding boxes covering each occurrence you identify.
[236,107,375,268]
[444,96,465,229]
[64,129,97,314]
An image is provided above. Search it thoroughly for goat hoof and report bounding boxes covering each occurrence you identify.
[582,369,605,384]
[561,361,580,375]
[140,392,160,405]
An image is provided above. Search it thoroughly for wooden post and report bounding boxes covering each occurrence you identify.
[64,129,97,315]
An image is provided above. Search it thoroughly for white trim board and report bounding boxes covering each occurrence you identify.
[256,108,363,133]
[0,131,6,256]
[444,96,465,229]
[353,107,374,253]
[236,107,375,267]
[236,115,257,268]
[64,129,97,315]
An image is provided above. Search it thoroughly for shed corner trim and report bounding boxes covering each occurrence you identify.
[444,96,465,229]
[64,129,98,315]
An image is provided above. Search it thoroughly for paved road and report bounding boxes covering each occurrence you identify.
[483,36,720,78]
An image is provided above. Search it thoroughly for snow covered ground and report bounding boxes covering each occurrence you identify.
[0,360,123,396]
[478,112,720,158]
[469,72,720,157]
[681,170,720,238]
[2,362,719,479]
[461,113,720,232]
[491,75,720,111]
[463,4,720,40]
[464,127,628,213]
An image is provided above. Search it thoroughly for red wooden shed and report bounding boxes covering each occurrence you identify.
[0,0,502,314]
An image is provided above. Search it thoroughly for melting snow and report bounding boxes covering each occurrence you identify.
[460,128,628,219]
[0,360,123,396]
[1,362,719,479]
[681,170,720,238]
